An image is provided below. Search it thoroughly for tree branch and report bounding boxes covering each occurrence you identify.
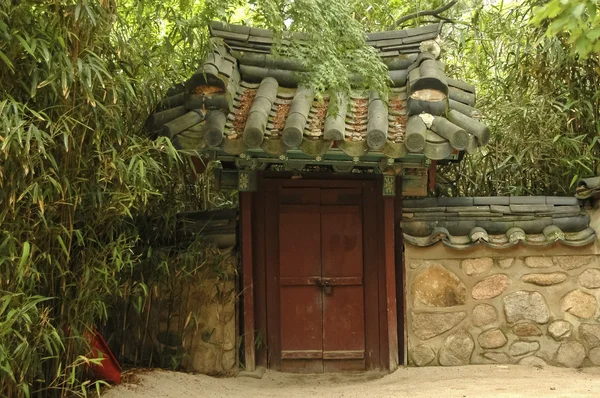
[391,0,458,29]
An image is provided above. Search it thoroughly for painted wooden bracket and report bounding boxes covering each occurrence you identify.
[377,159,404,197]
[383,174,396,197]
[238,170,257,192]
[235,155,265,192]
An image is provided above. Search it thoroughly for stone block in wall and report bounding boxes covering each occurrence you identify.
[408,258,460,270]
[521,272,567,286]
[555,341,586,368]
[412,264,467,308]
[548,320,572,340]
[472,274,511,300]
[472,304,497,327]
[518,356,547,366]
[579,324,600,349]
[411,311,467,340]
[579,268,600,289]
[408,259,429,269]
[524,257,553,268]
[482,352,510,364]
[509,341,540,357]
[503,291,549,324]
[411,345,436,366]
[589,348,600,366]
[477,329,507,349]
[561,289,597,319]
[555,255,595,270]
[513,322,542,337]
[497,257,520,269]
[439,330,474,366]
[460,258,493,276]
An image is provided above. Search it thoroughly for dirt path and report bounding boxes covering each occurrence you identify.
[103,365,600,398]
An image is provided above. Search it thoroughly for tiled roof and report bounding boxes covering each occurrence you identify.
[403,226,596,249]
[146,22,489,162]
[402,196,595,249]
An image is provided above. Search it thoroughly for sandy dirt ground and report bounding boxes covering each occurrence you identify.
[103,365,600,398]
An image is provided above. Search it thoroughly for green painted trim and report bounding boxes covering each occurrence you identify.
[208,147,459,169]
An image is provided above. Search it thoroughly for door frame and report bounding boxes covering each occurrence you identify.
[240,172,403,372]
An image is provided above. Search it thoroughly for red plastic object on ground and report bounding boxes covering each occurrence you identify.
[86,328,122,384]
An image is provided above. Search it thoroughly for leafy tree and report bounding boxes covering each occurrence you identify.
[435,0,600,196]
[0,1,201,396]
[532,0,600,58]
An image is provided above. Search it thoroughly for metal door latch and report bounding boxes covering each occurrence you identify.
[322,280,332,295]
[316,279,332,294]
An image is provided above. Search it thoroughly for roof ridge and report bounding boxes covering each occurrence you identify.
[208,20,443,56]
[209,20,443,40]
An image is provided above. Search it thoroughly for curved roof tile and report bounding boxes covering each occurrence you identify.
[146,22,489,162]
[403,226,596,249]
[576,177,600,199]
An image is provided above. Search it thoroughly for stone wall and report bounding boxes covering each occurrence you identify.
[178,277,237,373]
[157,211,238,374]
[154,247,237,374]
[405,245,600,368]
[118,246,238,375]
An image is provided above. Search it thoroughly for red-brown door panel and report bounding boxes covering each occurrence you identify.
[321,206,363,278]
[278,204,323,361]
[322,285,366,354]
[280,286,323,353]
[278,205,321,279]
[270,186,371,372]
[279,188,320,205]
[320,205,366,366]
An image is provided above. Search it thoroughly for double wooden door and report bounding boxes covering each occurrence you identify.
[266,185,377,372]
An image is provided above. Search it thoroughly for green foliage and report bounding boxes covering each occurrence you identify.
[533,0,600,58]
[0,0,217,396]
[108,238,237,371]
[0,294,61,398]
[435,0,600,196]
[279,0,388,93]
[232,0,391,93]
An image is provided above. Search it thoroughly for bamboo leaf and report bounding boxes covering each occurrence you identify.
[56,235,70,260]
[570,174,579,187]
[18,242,30,268]
[0,50,14,72]
[15,34,34,57]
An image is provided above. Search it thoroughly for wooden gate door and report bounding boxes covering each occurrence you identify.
[268,186,370,372]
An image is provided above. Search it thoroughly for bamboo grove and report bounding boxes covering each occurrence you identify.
[0,1,214,396]
[1,0,600,396]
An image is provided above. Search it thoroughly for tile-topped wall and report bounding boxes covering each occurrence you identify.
[404,202,600,368]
